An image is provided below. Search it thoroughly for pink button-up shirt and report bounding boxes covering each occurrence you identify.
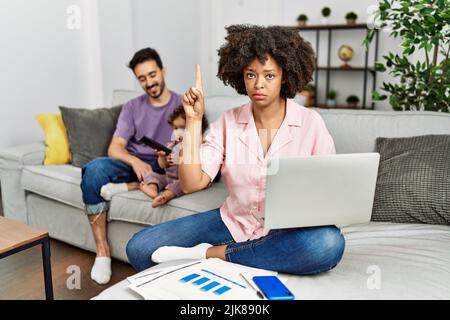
[201,99,336,242]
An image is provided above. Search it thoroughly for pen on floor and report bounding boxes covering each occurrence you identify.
[239,273,264,299]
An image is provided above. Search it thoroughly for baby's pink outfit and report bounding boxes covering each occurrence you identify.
[143,141,184,197]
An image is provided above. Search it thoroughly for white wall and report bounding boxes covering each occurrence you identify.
[281,0,402,110]
[91,0,410,109]
[0,0,94,149]
[198,0,403,110]
[92,0,203,106]
[203,0,283,96]
[0,0,431,150]
[130,0,202,100]
[0,0,204,149]
[96,0,135,107]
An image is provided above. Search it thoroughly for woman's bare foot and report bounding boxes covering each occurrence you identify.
[152,190,176,208]
[140,182,158,199]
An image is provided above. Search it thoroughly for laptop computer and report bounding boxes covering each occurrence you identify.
[262,153,380,229]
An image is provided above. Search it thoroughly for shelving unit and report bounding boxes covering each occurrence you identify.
[292,23,380,110]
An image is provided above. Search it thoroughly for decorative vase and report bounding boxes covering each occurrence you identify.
[300,91,315,107]
[326,99,337,107]
[294,94,305,106]
[346,19,356,25]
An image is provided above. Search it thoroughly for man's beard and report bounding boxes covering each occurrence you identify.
[146,79,166,99]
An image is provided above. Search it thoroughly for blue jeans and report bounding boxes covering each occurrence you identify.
[80,157,164,215]
[126,208,345,275]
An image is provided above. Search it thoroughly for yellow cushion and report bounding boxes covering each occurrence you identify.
[36,113,71,165]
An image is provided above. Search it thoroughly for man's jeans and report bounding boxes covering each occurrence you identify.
[126,208,345,275]
[81,157,164,215]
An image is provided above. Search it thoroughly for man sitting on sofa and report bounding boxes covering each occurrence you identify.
[80,47,182,285]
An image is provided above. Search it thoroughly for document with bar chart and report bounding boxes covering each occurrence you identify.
[127,258,278,300]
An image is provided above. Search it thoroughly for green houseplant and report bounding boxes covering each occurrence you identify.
[346,95,360,108]
[300,83,315,107]
[297,14,308,27]
[364,0,450,112]
[321,7,331,24]
[345,12,358,24]
[303,83,316,92]
[326,90,337,106]
[322,7,331,17]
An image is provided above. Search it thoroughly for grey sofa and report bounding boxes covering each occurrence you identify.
[0,92,250,262]
[2,92,450,299]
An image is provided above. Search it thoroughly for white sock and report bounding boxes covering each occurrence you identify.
[100,183,128,201]
[151,243,213,264]
[90,257,112,285]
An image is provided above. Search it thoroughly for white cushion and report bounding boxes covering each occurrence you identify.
[94,222,450,300]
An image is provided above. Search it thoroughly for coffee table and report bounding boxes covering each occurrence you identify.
[0,217,53,300]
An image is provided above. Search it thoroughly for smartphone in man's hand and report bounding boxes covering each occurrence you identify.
[139,136,172,155]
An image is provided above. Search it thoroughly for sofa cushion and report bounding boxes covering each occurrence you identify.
[204,95,250,123]
[21,164,229,225]
[315,109,450,153]
[105,91,450,154]
[35,113,71,165]
[59,105,123,168]
[112,90,142,107]
[112,91,250,124]
[108,182,229,225]
[22,165,84,209]
[371,135,450,224]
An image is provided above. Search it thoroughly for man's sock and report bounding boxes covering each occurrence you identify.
[90,257,112,285]
[151,243,213,263]
[100,183,128,201]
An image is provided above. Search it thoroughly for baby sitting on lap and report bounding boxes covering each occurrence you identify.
[140,105,209,207]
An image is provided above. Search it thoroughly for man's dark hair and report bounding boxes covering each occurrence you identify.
[168,105,209,134]
[217,25,315,99]
[128,48,163,72]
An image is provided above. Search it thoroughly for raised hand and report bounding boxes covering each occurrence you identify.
[182,64,204,121]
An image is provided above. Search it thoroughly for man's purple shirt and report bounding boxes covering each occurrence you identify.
[114,92,182,160]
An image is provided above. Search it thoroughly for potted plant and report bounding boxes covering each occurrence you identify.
[364,0,449,112]
[345,12,358,25]
[297,14,308,27]
[300,83,315,107]
[321,7,331,24]
[346,95,360,108]
[326,90,337,107]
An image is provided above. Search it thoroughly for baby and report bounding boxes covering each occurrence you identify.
[140,105,208,208]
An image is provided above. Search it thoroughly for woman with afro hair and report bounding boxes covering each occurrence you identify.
[127,25,345,277]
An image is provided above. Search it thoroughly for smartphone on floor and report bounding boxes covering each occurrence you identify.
[252,276,295,300]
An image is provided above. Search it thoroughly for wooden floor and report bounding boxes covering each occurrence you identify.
[0,191,134,300]
[0,238,135,300]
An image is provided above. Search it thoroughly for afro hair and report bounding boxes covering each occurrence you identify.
[217,25,315,99]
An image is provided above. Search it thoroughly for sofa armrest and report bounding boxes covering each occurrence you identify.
[0,142,45,223]
[0,142,45,167]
